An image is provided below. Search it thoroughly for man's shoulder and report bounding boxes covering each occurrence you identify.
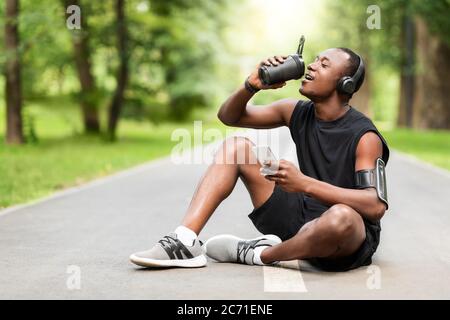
[297,99,313,108]
[287,99,313,128]
[289,99,313,117]
[349,107,390,164]
[346,107,378,132]
[349,105,370,120]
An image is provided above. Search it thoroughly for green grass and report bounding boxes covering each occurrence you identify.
[381,128,450,171]
[0,97,231,209]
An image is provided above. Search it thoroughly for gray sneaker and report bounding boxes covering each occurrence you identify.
[204,234,281,265]
[129,233,207,268]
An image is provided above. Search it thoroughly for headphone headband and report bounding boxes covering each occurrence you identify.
[337,53,365,95]
[352,54,364,86]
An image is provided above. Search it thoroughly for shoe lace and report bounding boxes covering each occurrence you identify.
[237,238,267,264]
[158,235,178,248]
[158,235,196,260]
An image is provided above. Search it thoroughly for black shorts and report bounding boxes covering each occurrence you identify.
[248,185,381,272]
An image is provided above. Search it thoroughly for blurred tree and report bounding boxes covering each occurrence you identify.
[64,0,101,133]
[397,0,450,129]
[148,0,230,121]
[410,8,450,129]
[350,23,372,117]
[4,0,24,144]
[107,0,128,140]
[397,8,415,128]
[13,0,72,97]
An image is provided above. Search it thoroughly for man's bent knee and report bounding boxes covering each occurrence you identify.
[319,204,366,257]
[324,204,362,238]
[216,136,256,166]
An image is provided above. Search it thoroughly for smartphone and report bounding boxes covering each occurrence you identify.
[252,146,279,176]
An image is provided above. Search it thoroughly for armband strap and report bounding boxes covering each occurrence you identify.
[355,158,388,209]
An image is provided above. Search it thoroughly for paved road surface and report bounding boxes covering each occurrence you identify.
[1,127,449,299]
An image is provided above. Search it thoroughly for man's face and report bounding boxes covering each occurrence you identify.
[299,48,349,100]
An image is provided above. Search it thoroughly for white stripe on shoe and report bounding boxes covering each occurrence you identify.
[129,253,207,268]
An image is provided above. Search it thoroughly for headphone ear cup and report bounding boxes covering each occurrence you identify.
[338,76,354,95]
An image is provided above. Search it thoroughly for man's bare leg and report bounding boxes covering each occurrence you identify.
[181,136,275,234]
[260,204,366,264]
[130,136,275,268]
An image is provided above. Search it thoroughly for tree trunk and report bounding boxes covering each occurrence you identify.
[397,14,415,128]
[411,17,450,129]
[107,0,128,140]
[4,0,24,144]
[350,20,372,118]
[350,57,371,117]
[65,0,100,133]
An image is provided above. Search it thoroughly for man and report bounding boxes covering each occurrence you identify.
[130,47,389,272]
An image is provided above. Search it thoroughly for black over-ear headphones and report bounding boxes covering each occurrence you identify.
[337,54,364,95]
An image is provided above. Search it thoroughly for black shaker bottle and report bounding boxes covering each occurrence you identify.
[258,36,306,86]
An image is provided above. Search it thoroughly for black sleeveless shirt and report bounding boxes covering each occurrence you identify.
[288,100,390,220]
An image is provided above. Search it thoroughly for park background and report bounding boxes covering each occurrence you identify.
[1,0,449,209]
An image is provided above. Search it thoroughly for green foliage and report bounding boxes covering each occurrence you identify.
[19,0,73,97]
[324,0,450,67]
[0,3,4,72]
[413,0,450,45]
[127,0,232,121]
[320,0,449,125]
[0,0,237,132]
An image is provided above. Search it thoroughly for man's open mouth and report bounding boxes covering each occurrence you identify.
[304,73,314,81]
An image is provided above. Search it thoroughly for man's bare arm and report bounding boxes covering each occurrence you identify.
[218,93,297,129]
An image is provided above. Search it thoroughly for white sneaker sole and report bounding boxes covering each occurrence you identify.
[204,234,282,262]
[129,253,207,268]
